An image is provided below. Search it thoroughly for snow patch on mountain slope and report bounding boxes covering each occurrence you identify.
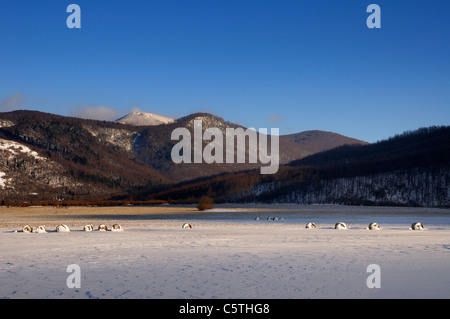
[0,139,45,160]
[0,119,14,128]
[0,172,7,188]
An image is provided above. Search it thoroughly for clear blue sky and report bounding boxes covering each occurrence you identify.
[0,0,449,143]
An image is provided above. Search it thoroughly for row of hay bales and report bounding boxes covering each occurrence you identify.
[17,224,123,233]
[15,221,425,233]
[255,219,425,231]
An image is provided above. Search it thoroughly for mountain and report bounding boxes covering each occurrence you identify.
[0,110,367,203]
[130,112,368,181]
[115,111,174,126]
[142,126,450,207]
[279,130,369,163]
[4,109,448,207]
[0,110,169,203]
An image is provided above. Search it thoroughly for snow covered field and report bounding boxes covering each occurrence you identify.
[1,204,450,299]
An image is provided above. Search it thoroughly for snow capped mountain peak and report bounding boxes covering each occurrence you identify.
[115,111,174,126]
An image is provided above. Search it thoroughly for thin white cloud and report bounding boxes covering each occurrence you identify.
[0,92,28,111]
[267,113,286,123]
[69,105,121,121]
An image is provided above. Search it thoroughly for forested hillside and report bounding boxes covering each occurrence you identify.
[141,126,450,207]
